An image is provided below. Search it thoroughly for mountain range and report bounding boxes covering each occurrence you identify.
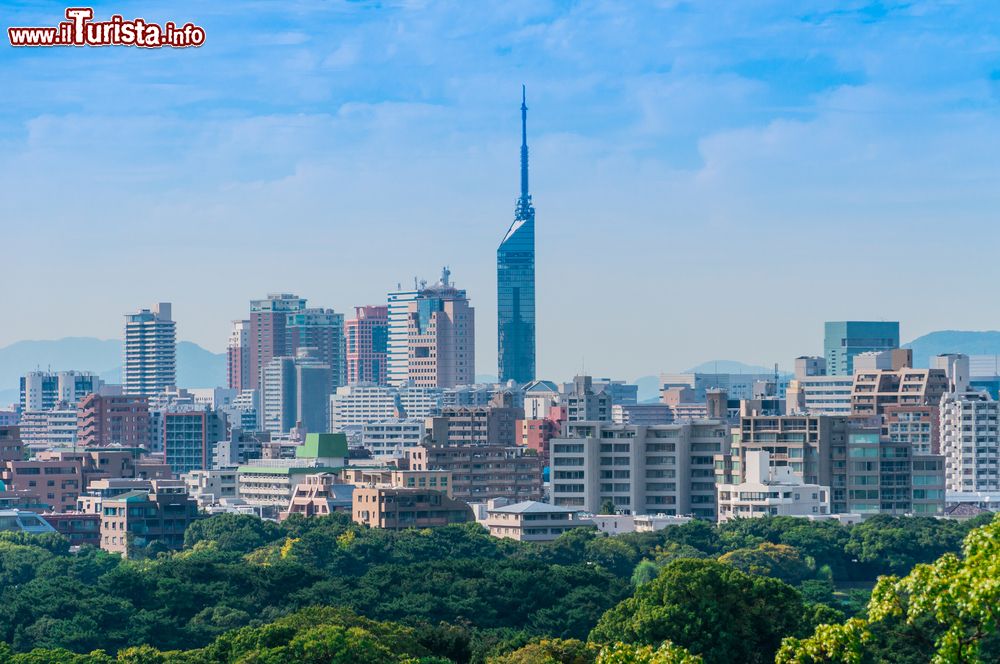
[0,337,225,406]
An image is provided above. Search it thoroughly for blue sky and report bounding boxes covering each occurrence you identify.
[2,1,1000,380]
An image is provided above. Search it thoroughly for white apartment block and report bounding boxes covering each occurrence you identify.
[329,384,442,430]
[549,420,730,519]
[716,450,831,522]
[123,302,176,396]
[362,418,425,458]
[940,391,1000,492]
[785,375,853,416]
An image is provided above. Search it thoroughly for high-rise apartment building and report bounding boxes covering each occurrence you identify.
[20,371,103,411]
[227,320,251,390]
[850,367,949,417]
[563,375,612,422]
[549,420,730,519]
[387,285,420,387]
[940,391,1000,493]
[123,303,176,396]
[287,308,346,390]
[346,305,388,385]
[77,394,151,448]
[497,86,536,385]
[248,294,307,390]
[163,408,227,475]
[405,268,475,388]
[824,321,900,376]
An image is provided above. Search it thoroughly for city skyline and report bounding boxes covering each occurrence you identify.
[3,2,1000,380]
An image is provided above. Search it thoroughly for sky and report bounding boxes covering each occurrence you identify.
[2,0,1000,381]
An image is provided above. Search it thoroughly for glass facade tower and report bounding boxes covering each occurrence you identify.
[497,86,536,384]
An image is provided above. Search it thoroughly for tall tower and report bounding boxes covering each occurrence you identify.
[497,85,536,384]
[123,302,176,396]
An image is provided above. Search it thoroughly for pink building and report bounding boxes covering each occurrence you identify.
[405,277,475,389]
[227,319,250,390]
[345,305,388,385]
[517,405,566,465]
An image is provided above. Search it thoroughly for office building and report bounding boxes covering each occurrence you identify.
[20,371,103,411]
[123,303,176,396]
[248,293,307,390]
[497,86,536,385]
[260,348,332,434]
[824,321,900,376]
[329,384,442,430]
[99,480,199,557]
[932,354,971,394]
[612,403,673,426]
[717,450,831,522]
[182,468,239,508]
[940,391,1000,493]
[592,379,639,406]
[548,420,730,519]
[406,268,475,388]
[77,394,150,448]
[287,308,346,390]
[227,319,251,391]
[346,305,389,385]
[163,408,227,475]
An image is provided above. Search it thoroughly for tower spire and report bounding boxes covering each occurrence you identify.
[520,84,529,200]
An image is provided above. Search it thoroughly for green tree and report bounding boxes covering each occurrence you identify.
[718,542,814,585]
[590,559,808,664]
[777,514,1000,664]
[596,642,702,664]
[490,638,598,663]
[599,500,617,516]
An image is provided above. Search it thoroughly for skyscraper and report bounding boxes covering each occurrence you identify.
[123,303,176,396]
[227,320,250,391]
[346,305,389,385]
[387,284,420,387]
[497,85,536,384]
[406,268,475,388]
[287,308,346,389]
[824,321,900,376]
[248,294,307,390]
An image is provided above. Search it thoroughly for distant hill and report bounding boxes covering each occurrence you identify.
[0,337,226,407]
[683,360,780,374]
[905,330,1000,368]
[634,375,661,403]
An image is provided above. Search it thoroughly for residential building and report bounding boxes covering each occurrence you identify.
[884,405,938,455]
[227,320,251,391]
[517,405,566,465]
[548,420,730,519]
[717,450,831,522]
[0,510,57,535]
[563,375,611,422]
[612,403,673,426]
[404,444,543,503]
[248,293,307,390]
[329,384,442,430]
[287,308,346,389]
[851,367,949,417]
[361,419,425,458]
[43,512,101,547]
[353,486,473,529]
[237,433,348,509]
[523,380,561,419]
[163,408,227,475]
[824,321,900,376]
[932,354,971,394]
[484,500,591,541]
[346,305,389,385]
[20,371,103,411]
[99,480,199,557]
[18,406,79,448]
[785,375,853,416]
[406,268,475,388]
[338,467,454,497]
[123,303,176,396]
[425,391,523,447]
[182,468,239,507]
[281,472,355,520]
[77,394,150,448]
[940,390,1000,493]
[260,348,332,434]
[497,86,536,385]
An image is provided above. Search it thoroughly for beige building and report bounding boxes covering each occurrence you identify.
[483,500,592,541]
[851,368,949,417]
[406,272,475,388]
[281,472,355,520]
[403,444,542,503]
[352,486,473,529]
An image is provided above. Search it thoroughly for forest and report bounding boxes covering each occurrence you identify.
[0,512,997,663]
